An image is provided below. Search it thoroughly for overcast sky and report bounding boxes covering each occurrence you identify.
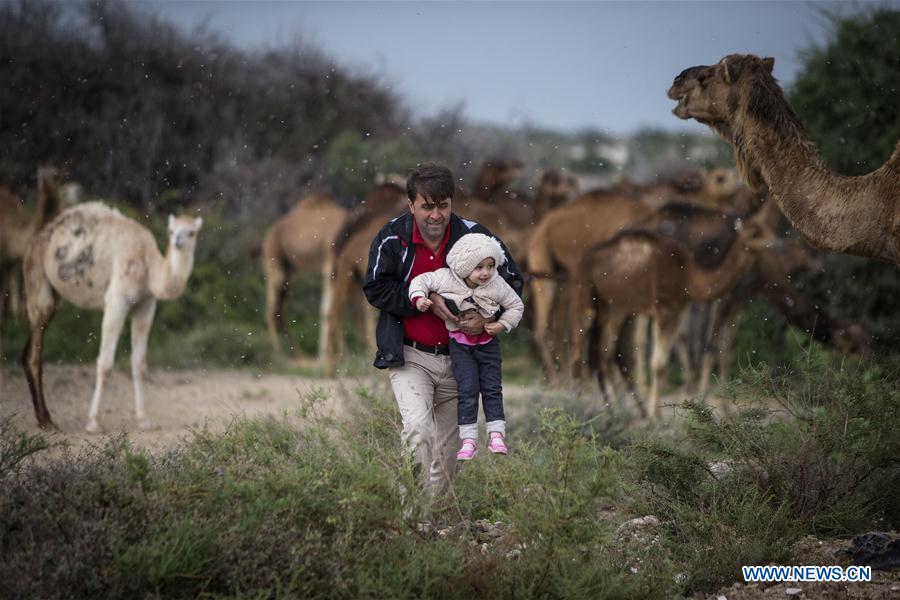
[141,1,877,135]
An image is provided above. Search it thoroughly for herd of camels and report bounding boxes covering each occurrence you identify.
[2,53,895,432]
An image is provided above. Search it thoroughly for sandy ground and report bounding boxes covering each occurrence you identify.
[0,363,559,454]
[1,363,387,453]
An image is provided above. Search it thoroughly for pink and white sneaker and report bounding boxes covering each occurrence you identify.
[488,432,508,455]
[457,438,478,461]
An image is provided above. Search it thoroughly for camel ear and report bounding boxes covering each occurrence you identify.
[762,57,775,73]
[194,216,203,229]
[722,59,733,84]
[168,214,175,230]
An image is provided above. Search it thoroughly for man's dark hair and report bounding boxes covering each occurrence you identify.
[406,164,455,203]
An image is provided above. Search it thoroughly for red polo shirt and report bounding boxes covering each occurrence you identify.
[404,220,451,346]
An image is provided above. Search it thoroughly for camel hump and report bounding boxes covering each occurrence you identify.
[58,201,124,223]
[332,184,406,256]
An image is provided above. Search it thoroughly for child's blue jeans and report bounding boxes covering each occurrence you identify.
[449,337,505,439]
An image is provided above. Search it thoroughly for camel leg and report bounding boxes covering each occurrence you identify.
[567,281,595,380]
[86,296,130,434]
[130,297,157,430]
[707,304,743,409]
[264,256,291,356]
[317,251,337,368]
[648,310,681,419]
[322,260,351,377]
[672,307,695,392]
[530,277,559,381]
[698,301,724,401]
[364,301,378,354]
[7,268,21,319]
[597,311,626,409]
[631,315,650,398]
[22,263,58,429]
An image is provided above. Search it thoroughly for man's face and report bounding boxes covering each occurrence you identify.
[409,194,451,241]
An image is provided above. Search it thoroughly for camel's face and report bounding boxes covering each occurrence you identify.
[667,63,728,124]
[669,54,776,125]
[480,160,523,189]
[168,215,203,252]
[539,170,579,201]
[702,168,742,200]
[59,183,83,207]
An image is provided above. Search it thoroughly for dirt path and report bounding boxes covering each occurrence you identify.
[0,364,553,454]
[1,364,393,453]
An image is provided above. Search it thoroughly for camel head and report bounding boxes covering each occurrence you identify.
[538,170,579,202]
[474,159,523,198]
[736,214,778,253]
[37,164,62,188]
[168,214,203,253]
[59,182,83,207]
[667,54,775,125]
[701,168,742,200]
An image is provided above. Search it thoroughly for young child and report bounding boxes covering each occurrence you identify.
[408,232,524,460]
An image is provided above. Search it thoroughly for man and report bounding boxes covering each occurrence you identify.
[363,164,523,498]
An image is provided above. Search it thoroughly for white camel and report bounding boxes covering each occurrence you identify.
[22,202,202,432]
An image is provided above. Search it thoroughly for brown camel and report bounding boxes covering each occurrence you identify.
[471,159,523,201]
[527,191,654,379]
[262,192,349,358]
[626,168,745,210]
[1,180,82,318]
[532,169,580,220]
[692,244,872,398]
[598,196,781,398]
[527,171,751,381]
[569,210,773,418]
[319,183,407,375]
[1,167,69,388]
[668,53,900,265]
[22,202,202,431]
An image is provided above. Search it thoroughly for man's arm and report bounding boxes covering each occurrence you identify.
[363,230,419,317]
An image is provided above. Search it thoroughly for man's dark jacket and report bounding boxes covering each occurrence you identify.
[363,211,524,369]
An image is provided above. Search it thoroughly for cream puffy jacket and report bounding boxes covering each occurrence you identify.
[408,268,524,333]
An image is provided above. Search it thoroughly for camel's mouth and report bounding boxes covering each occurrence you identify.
[670,95,690,119]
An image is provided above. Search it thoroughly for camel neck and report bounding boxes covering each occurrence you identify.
[150,243,194,300]
[731,97,895,261]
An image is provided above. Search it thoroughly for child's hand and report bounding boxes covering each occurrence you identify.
[484,322,504,336]
[416,297,433,312]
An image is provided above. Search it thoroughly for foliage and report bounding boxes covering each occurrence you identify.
[0,0,405,213]
[3,358,899,597]
[791,8,900,176]
[629,359,900,592]
[789,7,900,351]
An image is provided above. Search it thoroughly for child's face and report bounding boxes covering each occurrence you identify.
[466,257,496,287]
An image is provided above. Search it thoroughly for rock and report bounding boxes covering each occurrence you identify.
[784,587,802,596]
[843,531,900,570]
[708,460,733,479]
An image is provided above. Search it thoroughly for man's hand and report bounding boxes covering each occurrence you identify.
[458,310,488,335]
[484,322,504,336]
[428,293,459,323]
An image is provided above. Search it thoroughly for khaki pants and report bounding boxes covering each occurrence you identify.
[389,345,459,496]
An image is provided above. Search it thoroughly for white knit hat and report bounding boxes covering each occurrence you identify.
[446,233,507,278]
